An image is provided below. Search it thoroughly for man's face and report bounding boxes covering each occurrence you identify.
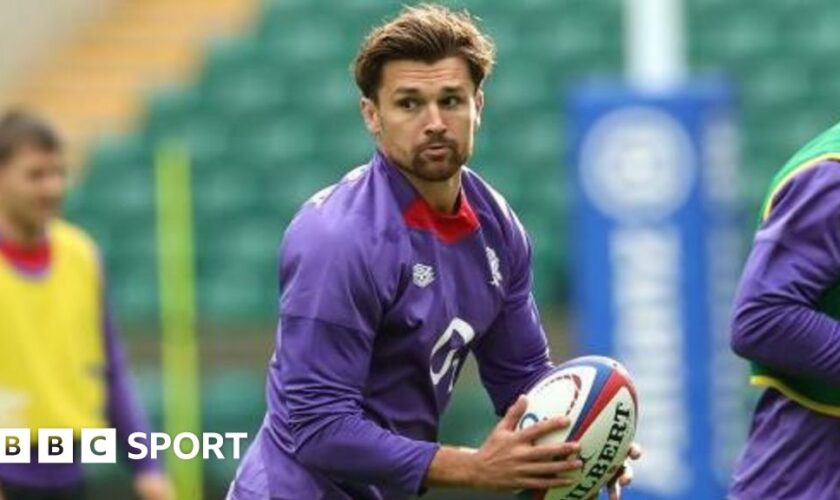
[361,56,484,183]
[0,145,66,234]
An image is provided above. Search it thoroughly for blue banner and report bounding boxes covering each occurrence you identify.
[568,81,746,500]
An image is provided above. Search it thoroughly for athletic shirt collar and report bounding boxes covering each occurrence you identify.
[0,229,51,275]
[373,149,479,244]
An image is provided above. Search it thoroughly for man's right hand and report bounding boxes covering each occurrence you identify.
[425,395,583,491]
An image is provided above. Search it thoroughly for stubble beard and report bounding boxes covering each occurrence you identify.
[407,142,469,183]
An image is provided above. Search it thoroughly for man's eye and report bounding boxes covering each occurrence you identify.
[398,99,418,110]
[442,96,462,107]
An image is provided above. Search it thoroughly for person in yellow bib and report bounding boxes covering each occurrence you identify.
[0,111,170,500]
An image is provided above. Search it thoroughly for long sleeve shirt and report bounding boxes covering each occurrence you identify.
[729,160,840,499]
[230,150,553,499]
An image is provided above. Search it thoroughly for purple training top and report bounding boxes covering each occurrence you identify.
[729,160,840,499]
[229,151,554,499]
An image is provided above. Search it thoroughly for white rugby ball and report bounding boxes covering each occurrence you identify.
[516,356,638,500]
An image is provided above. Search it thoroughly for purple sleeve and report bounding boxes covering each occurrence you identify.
[472,217,553,416]
[274,217,438,494]
[103,301,160,473]
[277,316,439,493]
[731,160,840,384]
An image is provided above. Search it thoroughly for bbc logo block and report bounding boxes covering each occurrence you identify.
[38,428,73,463]
[0,429,30,463]
[81,428,116,463]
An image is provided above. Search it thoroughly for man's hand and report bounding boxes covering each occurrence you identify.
[471,395,583,490]
[604,442,643,500]
[134,471,172,500]
[425,395,583,491]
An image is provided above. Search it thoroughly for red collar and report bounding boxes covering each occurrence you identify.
[403,191,479,244]
[0,236,51,273]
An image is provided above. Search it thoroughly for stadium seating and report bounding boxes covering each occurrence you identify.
[67,0,840,324]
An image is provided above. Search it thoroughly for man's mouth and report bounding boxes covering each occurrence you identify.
[422,141,455,157]
[422,146,451,162]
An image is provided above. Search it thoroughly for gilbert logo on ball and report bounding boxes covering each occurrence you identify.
[517,356,639,500]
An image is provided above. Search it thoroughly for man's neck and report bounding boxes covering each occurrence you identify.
[0,211,44,247]
[403,171,461,214]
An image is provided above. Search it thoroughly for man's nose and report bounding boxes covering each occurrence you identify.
[423,104,447,136]
[42,172,66,199]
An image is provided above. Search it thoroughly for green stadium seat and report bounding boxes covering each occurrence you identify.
[788,8,840,59]
[319,120,373,168]
[146,86,201,125]
[266,164,335,211]
[87,134,149,172]
[110,223,157,269]
[199,263,272,320]
[739,63,811,110]
[693,11,779,66]
[193,167,264,221]
[492,112,561,170]
[484,62,554,114]
[110,262,159,320]
[202,370,265,428]
[202,65,289,120]
[528,216,564,302]
[232,116,318,172]
[521,14,611,68]
[259,15,345,67]
[333,0,404,35]
[811,67,840,109]
[145,110,230,169]
[201,370,266,482]
[522,176,565,216]
[83,164,155,221]
[203,35,262,76]
[205,216,282,263]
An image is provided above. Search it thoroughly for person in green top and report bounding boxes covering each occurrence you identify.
[729,121,840,498]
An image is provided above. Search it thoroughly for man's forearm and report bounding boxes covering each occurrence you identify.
[733,303,840,384]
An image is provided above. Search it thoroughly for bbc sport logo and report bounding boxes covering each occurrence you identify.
[0,429,248,463]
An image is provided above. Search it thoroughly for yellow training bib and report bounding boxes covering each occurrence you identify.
[0,220,107,439]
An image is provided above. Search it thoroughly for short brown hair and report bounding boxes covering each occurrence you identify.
[0,110,62,165]
[353,4,496,100]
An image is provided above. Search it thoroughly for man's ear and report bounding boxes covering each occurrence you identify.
[360,97,381,136]
[475,89,484,129]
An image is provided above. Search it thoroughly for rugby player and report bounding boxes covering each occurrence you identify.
[0,111,170,500]
[730,121,840,498]
[229,5,640,499]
